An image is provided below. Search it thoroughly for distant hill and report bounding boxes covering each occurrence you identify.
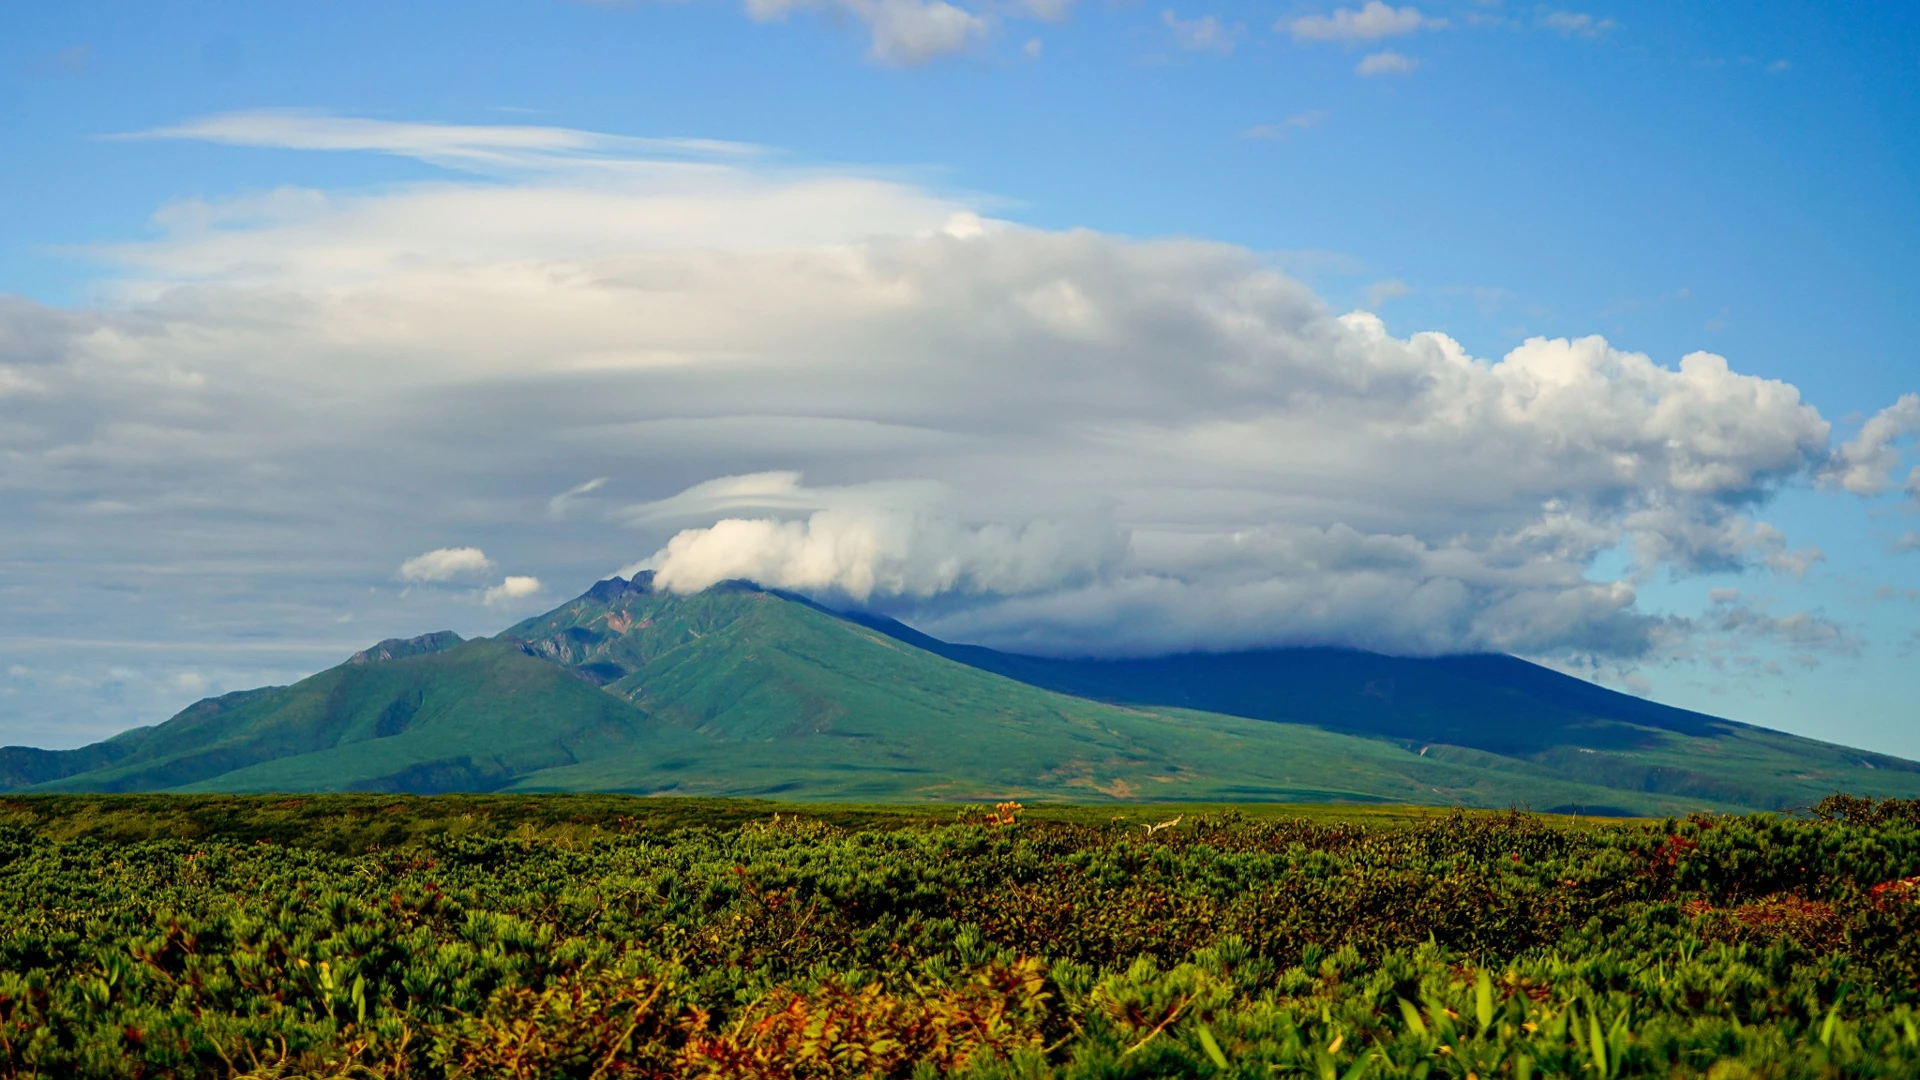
[7,574,1918,812]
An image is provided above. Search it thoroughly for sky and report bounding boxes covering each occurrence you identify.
[1,0,1917,756]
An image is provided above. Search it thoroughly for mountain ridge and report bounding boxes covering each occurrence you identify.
[836,608,1741,754]
[348,630,464,665]
[6,574,1916,811]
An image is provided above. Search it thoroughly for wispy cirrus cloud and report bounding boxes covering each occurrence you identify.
[29,44,92,77]
[548,478,610,520]
[113,110,760,173]
[1243,111,1328,140]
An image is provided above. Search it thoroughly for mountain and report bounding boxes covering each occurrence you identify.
[842,612,1736,755]
[7,575,1918,812]
[8,633,686,794]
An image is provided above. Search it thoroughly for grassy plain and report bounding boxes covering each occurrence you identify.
[0,793,1528,849]
[2,793,1918,1077]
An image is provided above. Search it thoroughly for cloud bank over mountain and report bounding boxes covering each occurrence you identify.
[1,113,1912,739]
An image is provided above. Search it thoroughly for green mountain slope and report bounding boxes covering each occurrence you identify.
[842,613,1736,755]
[494,579,1656,805]
[9,576,1919,812]
[839,608,1920,804]
[22,633,685,794]
[493,575,1920,811]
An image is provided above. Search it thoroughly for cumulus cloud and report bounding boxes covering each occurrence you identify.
[1355,50,1417,75]
[1674,591,1862,664]
[1619,511,1820,580]
[1163,10,1239,53]
[1824,394,1920,495]
[1,110,1911,745]
[913,525,1654,658]
[483,576,544,606]
[746,0,987,65]
[1895,532,1920,555]
[1820,390,1912,491]
[645,508,1124,602]
[398,547,495,583]
[1285,2,1444,41]
[1535,10,1615,37]
[628,473,1124,601]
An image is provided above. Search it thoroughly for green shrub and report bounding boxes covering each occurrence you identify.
[1,797,1918,1077]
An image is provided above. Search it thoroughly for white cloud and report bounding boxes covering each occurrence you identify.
[398,547,495,583]
[1362,279,1412,307]
[87,123,969,292]
[1163,10,1239,53]
[1023,37,1043,59]
[1684,592,1862,660]
[1242,111,1328,140]
[1893,531,1920,555]
[1355,49,1418,75]
[866,0,989,64]
[1763,543,1824,578]
[1619,510,1819,580]
[1823,393,1920,495]
[1286,2,1444,41]
[1535,9,1615,37]
[0,365,46,398]
[642,503,1124,603]
[120,111,759,173]
[622,471,946,526]
[1907,465,1920,502]
[483,576,544,606]
[548,477,609,519]
[1,110,1907,723]
[747,0,987,65]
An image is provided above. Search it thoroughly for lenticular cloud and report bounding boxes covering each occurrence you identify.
[0,113,1909,714]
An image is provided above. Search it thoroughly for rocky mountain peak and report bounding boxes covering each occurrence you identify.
[581,571,655,604]
[347,630,464,665]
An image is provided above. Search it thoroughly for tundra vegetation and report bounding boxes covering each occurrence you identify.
[1,794,1918,1078]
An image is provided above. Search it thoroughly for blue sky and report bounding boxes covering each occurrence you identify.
[1,0,1917,755]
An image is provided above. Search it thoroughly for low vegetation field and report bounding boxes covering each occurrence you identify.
[2,794,1918,1078]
